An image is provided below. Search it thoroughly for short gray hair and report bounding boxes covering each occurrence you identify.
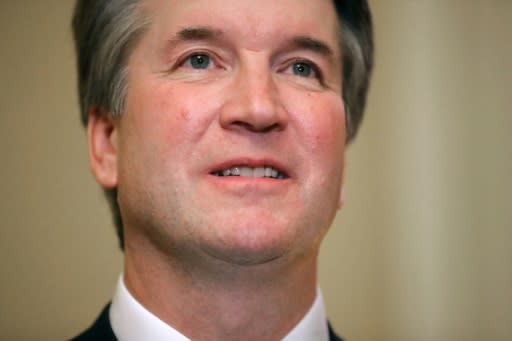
[334,1,374,142]
[72,0,149,124]
[72,0,374,249]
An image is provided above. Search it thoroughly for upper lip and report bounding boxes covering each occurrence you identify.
[207,157,291,178]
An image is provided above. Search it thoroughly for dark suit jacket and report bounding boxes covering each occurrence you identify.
[71,304,344,341]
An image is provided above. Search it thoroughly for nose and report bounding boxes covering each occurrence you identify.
[219,60,287,133]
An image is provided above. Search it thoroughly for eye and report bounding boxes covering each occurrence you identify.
[285,60,323,84]
[292,62,314,77]
[184,53,211,69]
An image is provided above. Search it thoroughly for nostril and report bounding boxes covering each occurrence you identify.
[232,121,282,133]
[260,123,281,133]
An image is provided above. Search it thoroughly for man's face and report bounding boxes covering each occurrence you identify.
[110,0,346,265]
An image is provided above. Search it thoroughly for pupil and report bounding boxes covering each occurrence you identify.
[191,54,210,69]
[293,63,311,77]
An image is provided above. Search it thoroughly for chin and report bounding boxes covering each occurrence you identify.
[206,245,289,267]
[200,225,297,267]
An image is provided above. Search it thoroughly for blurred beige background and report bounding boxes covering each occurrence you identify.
[1,1,510,340]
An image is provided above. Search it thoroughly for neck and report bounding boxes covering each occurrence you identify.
[123,235,319,341]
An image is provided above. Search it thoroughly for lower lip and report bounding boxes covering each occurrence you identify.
[206,174,291,191]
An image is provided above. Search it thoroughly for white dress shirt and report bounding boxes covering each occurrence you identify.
[110,275,329,341]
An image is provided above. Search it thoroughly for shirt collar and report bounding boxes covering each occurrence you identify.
[110,275,329,341]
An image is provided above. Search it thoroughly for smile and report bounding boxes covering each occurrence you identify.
[211,166,288,179]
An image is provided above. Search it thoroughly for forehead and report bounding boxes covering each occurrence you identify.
[141,0,340,53]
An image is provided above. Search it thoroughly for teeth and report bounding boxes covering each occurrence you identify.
[213,166,286,179]
[254,167,265,177]
[240,167,253,177]
[264,167,272,177]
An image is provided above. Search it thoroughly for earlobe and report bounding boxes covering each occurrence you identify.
[337,187,345,209]
[87,108,118,189]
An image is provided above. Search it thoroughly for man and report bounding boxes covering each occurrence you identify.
[71,0,373,340]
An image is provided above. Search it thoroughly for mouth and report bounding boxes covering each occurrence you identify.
[210,165,288,179]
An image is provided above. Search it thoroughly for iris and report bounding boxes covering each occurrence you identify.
[189,54,210,69]
[292,62,313,77]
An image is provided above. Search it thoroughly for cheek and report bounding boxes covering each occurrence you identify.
[157,84,226,145]
[288,91,346,202]
[290,92,346,156]
[125,82,224,152]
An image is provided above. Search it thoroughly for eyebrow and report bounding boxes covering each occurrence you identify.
[159,26,223,62]
[160,26,223,59]
[287,36,335,58]
[166,26,223,47]
[176,26,223,40]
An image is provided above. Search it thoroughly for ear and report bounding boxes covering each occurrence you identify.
[337,161,346,210]
[87,108,118,189]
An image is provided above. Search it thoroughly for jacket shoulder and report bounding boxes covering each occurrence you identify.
[328,322,344,341]
[69,304,117,341]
